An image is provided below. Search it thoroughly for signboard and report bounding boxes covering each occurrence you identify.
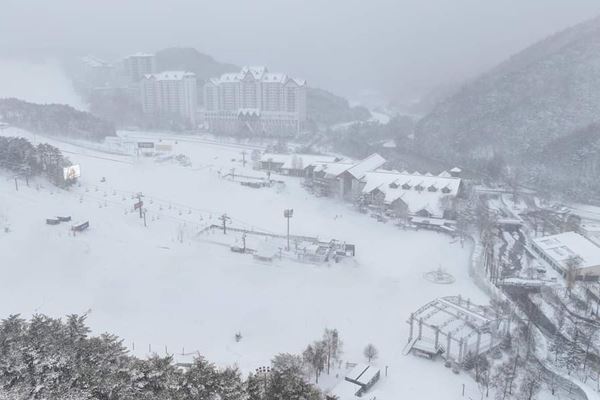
[134,201,144,210]
[137,142,155,149]
[63,165,81,181]
[284,209,294,218]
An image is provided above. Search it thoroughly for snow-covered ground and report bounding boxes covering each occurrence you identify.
[0,128,488,399]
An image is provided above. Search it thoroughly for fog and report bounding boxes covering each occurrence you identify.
[0,59,86,109]
[2,0,600,103]
[3,2,600,399]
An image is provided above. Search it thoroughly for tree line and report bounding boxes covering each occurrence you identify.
[0,98,115,142]
[0,314,322,400]
[0,136,74,187]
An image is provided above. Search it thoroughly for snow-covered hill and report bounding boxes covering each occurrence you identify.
[415,15,600,171]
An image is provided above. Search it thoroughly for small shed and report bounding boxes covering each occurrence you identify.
[344,364,381,396]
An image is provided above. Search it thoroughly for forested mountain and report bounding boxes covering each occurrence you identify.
[306,88,371,126]
[155,47,239,83]
[155,47,371,126]
[413,15,600,198]
[0,98,115,141]
[529,123,600,199]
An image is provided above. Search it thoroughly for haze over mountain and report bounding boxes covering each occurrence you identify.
[154,47,371,126]
[414,15,600,197]
[2,0,600,103]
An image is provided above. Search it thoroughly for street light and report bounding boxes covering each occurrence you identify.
[284,209,294,251]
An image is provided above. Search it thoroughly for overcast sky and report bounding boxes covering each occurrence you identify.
[2,0,600,104]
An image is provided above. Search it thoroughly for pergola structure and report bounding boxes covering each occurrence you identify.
[406,296,507,363]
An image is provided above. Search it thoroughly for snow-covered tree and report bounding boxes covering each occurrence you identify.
[303,341,327,383]
[363,343,378,363]
[322,328,343,374]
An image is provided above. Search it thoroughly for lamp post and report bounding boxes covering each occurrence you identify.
[284,209,294,251]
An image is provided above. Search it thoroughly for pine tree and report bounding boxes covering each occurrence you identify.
[179,356,221,400]
[268,353,320,400]
[246,373,264,400]
[218,366,245,400]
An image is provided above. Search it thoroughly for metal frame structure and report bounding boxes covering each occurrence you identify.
[407,296,507,363]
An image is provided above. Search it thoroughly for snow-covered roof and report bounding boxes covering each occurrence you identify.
[361,169,461,218]
[144,71,195,81]
[260,153,340,170]
[210,66,306,86]
[532,232,600,273]
[411,296,497,345]
[345,364,380,386]
[345,153,386,179]
[412,338,443,354]
[241,66,268,79]
[312,161,356,178]
[81,55,110,68]
[263,73,287,83]
[450,167,462,173]
[129,52,154,58]
[238,108,260,117]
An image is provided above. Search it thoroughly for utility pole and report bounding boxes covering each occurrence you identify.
[219,214,231,234]
[241,151,247,167]
[14,177,18,191]
[284,209,294,251]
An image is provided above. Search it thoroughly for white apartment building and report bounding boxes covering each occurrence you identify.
[140,71,198,125]
[203,66,307,136]
[124,53,156,83]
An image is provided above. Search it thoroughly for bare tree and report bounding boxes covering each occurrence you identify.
[322,328,343,374]
[492,354,520,400]
[579,322,598,377]
[518,363,543,400]
[303,340,327,383]
[363,343,378,363]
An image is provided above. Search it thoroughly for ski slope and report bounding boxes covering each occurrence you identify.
[0,128,488,399]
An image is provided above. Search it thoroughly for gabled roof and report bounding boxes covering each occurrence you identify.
[241,66,268,79]
[238,108,260,117]
[260,153,340,170]
[345,153,386,179]
[263,73,287,83]
[209,66,305,86]
[361,169,462,218]
[144,71,195,81]
[312,161,356,177]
